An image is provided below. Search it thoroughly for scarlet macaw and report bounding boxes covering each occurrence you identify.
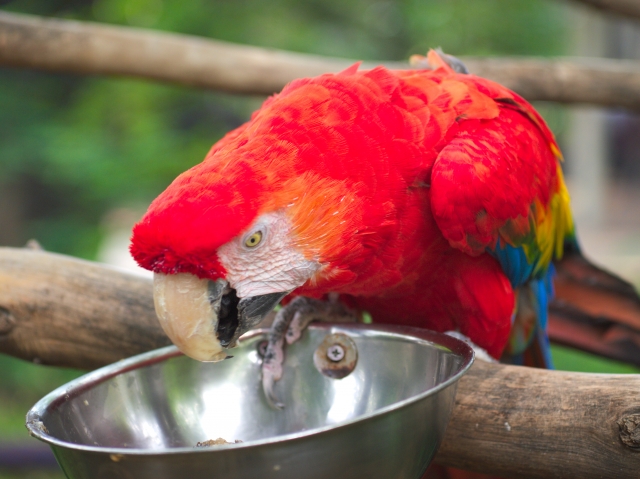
[130,50,576,406]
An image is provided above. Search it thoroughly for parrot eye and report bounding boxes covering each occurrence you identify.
[244,231,263,248]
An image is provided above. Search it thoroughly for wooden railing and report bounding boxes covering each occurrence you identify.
[2,10,640,109]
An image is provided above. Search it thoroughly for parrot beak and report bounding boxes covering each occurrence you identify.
[153,272,287,362]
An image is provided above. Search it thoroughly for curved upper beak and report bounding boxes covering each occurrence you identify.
[153,272,287,362]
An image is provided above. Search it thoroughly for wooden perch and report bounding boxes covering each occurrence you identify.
[0,247,169,369]
[1,247,639,478]
[0,10,358,96]
[460,56,640,111]
[437,364,640,478]
[4,11,640,109]
[568,0,640,20]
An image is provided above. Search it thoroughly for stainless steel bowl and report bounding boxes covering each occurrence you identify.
[27,324,473,479]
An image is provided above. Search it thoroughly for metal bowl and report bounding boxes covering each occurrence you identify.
[27,323,473,479]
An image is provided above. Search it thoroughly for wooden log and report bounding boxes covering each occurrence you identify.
[4,11,640,109]
[461,56,640,111]
[0,246,169,369]
[1,246,639,477]
[436,360,640,478]
[0,11,358,96]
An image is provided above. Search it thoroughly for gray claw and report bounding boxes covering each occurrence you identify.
[262,371,285,410]
[261,338,286,409]
[259,296,356,409]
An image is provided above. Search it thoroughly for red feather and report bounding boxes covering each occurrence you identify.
[131,53,570,358]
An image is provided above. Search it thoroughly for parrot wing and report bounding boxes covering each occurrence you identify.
[430,95,573,287]
[425,54,640,368]
[429,92,574,366]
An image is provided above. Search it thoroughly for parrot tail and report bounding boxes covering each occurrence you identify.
[548,241,640,367]
[501,239,640,369]
[502,271,555,369]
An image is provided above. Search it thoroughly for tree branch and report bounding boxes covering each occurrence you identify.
[3,11,640,109]
[436,360,640,478]
[1,247,639,478]
[0,247,169,369]
[463,56,640,110]
[0,10,358,95]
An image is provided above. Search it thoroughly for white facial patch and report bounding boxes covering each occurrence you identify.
[217,211,320,298]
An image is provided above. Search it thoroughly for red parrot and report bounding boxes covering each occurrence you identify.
[130,50,582,406]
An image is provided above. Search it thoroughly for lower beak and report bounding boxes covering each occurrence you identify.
[153,273,287,362]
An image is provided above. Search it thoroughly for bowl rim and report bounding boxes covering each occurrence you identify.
[26,323,474,456]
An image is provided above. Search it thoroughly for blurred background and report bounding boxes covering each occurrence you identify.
[0,0,639,476]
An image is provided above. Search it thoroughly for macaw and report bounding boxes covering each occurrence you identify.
[130,50,576,406]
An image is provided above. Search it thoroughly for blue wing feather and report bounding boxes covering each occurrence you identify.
[489,240,555,368]
[490,239,536,288]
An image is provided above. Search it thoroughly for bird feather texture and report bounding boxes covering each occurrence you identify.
[131,50,574,360]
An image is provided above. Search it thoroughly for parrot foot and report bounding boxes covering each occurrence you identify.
[444,331,496,363]
[261,296,356,409]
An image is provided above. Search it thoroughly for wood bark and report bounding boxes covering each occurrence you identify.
[0,10,357,96]
[462,56,640,110]
[0,246,169,369]
[1,247,639,477]
[436,361,640,478]
[4,11,640,109]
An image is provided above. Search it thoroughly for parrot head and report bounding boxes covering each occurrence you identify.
[130,72,370,361]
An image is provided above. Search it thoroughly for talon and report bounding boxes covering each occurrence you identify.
[261,335,286,408]
[285,312,304,345]
[262,377,284,409]
[259,296,356,409]
[262,364,285,409]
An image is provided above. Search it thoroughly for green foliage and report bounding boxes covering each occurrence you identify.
[0,472,65,479]
[551,344,640,374]
[0,355,82,438]
[0,356,79,476]
[404,0,566,57]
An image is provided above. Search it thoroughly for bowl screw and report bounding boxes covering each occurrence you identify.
[314,333,358,378]
[327,344,345,362]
